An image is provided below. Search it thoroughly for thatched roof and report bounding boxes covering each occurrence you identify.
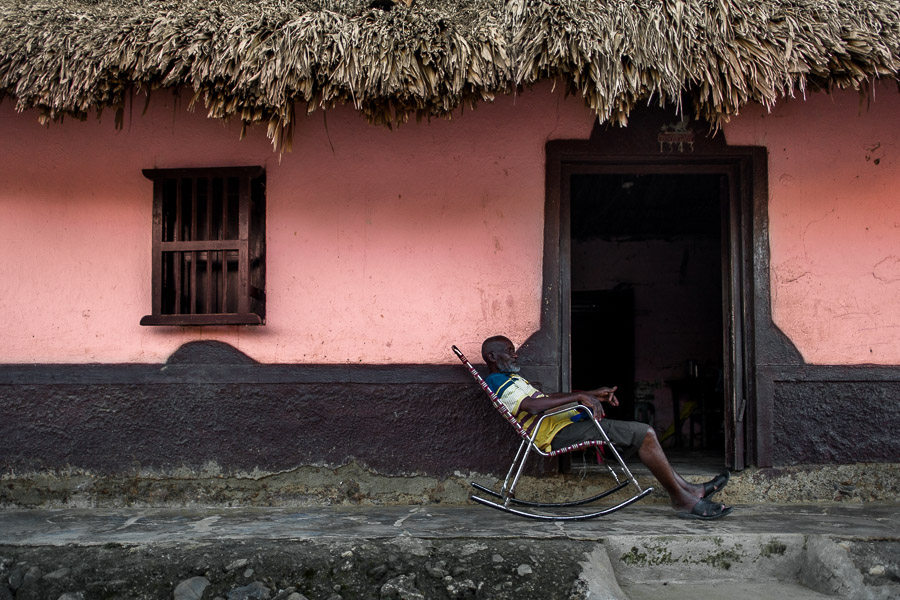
[1,0,899,148]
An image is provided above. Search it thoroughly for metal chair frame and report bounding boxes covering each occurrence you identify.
[453,345,653,520]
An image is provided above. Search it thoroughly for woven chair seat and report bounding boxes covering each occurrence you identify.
[546,438,606,458]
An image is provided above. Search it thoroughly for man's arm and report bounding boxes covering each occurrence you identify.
[519,387,619,416]
[519,391,597,415]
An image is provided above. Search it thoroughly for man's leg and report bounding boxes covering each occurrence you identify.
[634,427,711,512]
[554,420,730,515]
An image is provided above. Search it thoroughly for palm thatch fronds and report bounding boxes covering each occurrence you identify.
[1,0,898,149]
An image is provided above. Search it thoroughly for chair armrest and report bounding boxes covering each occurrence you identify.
[541,402,593,418]
[528,402,599,452]
[532,403,596,432]
[547,402,579,412]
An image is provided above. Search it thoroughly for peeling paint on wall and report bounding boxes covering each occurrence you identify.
[724,87,900,365]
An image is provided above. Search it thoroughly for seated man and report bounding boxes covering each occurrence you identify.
[482,335,733,520]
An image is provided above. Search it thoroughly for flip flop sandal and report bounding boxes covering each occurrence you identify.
[676,498,734,520]
[702,470,730,499]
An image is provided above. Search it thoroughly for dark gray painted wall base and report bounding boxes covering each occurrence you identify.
[1,381,512,476]
[2,342,899,476]
[0,343,529,476]
[762,366,900,465]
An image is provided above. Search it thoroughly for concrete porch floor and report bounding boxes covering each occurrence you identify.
[6,459,898,510]
[1,502,898,599]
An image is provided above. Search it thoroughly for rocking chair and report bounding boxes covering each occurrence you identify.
[452,345,653,520]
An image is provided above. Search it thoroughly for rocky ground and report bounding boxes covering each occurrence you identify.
[1,538,592,600]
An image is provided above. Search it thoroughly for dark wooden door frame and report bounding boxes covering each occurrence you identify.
[537,131,773,469]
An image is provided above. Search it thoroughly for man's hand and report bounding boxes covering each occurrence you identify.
[588,386,619,407]
[574,392,607,419]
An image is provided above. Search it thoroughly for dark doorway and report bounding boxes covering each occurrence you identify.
[569,173,726,461]
[571,288,635,421]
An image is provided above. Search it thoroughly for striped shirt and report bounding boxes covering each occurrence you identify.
[484,373,580,451]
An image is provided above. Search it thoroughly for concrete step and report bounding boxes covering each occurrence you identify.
[620,581,833,600]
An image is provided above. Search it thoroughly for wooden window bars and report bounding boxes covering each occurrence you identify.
[140,167,266,326]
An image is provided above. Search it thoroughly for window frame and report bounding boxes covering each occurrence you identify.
[140,166,266,326]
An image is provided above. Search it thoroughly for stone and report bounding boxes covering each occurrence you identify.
[57,594,85,600]
[43,568,71,581]
[425,560,447,579]
[368,564,388,580]
[174,576,211,600]
[446,578,478,599]
[244,568,255,578]
[285,594,308,600]
[227,581,272,600]
[458,543,487,557]
[8,566,25,591]
[22,566,42,586]
[380,574,424,600]
[516,564,532,576]
[225,559,249,572]
[271,587,298,600]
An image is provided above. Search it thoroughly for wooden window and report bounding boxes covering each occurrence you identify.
[140,167,266,326]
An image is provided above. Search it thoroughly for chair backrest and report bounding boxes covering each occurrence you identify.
[452,345,531,439]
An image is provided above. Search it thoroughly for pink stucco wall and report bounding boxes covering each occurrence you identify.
[0,84,594,364]
[723,87,900,365]
[3,85,899,365]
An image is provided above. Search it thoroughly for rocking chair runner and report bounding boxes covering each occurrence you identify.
[452,345,653,520]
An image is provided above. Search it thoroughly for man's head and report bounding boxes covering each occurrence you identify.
[481,335,520,374]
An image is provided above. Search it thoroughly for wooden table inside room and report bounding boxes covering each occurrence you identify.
[665,377,711,450]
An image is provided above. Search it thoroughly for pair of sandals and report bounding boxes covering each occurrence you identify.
[676,470,733,520]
